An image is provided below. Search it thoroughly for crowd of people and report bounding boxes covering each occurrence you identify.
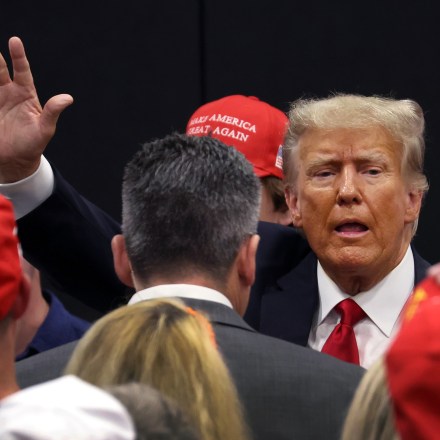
[0,35,439,439]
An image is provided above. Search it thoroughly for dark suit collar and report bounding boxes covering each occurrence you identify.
[130,284,256,333]
[412,245,431,284]
[182,298,257,333]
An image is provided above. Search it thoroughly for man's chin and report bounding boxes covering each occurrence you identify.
[319,246,378,274]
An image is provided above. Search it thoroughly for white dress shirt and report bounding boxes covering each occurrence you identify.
[308,246,415,368]
[128,283,233,309]
[0,156,54,219]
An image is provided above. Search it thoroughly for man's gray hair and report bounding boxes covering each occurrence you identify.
[122,133,261,287]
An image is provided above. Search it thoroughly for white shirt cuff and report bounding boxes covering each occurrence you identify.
[0,156,54,219]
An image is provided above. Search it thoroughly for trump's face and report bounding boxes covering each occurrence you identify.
[286,126,422,291]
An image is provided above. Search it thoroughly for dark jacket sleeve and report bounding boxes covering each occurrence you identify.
[17,167,128,312]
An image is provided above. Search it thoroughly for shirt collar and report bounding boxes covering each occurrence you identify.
[128,284,233,309]
[316,246,415,337]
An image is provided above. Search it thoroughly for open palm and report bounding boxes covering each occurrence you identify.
[0,37,73,182]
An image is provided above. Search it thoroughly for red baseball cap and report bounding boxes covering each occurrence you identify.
[385,277,440,440]
[0,195,22,320]
[186,95,288,179]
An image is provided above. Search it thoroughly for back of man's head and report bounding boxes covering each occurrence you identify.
[122,133,260,287]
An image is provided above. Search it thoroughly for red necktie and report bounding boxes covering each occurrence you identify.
[321,298,366,365]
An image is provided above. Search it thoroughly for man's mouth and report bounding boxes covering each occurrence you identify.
[335,222,369,234]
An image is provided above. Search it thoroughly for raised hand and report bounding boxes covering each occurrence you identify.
[0,37,73,182]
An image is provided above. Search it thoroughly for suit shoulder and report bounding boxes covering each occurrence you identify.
[218,325,363,383]
[257,331,362,372]
[16,340,78,389]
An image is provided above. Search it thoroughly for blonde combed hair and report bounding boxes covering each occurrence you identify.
[65,298,250,440]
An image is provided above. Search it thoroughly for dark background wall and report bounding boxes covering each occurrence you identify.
[2,1,440,265]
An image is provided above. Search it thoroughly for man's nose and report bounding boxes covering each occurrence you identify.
[336,168,362,205]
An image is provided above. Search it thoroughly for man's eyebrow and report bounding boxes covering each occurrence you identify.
[353,151,392,164]
[305,156,339,169]
[305,150,392,167]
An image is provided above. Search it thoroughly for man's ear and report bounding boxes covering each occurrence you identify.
[285,186,303,228]
[276,208,294,226]
[111,234,135,288]
[11,274,30,320]
[236,234,260,288]
[404,189,423,224]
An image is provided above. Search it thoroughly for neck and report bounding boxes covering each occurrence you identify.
[0,324,20,400]
[137,274,226,293]
[134,271,247,315]
[328,276,376,295]
[322,248,409,295]
[0,366,19,400]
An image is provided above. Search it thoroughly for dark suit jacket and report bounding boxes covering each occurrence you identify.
[16,297,364,440]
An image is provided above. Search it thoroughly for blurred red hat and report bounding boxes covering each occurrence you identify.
[186,95,287,179]
[0,195,22,320]
[386,276,440,440]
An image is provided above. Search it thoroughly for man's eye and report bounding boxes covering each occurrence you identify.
[365,168,381,176]
[315,171,334,178]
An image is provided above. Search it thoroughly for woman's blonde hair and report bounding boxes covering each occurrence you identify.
[65,298,250,440]
[341,359,398,440]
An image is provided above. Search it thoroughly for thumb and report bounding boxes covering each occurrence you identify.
[40,94,74,137]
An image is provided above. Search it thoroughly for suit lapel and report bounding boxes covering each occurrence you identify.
[259,253,319,346]
[412,246,431,284]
